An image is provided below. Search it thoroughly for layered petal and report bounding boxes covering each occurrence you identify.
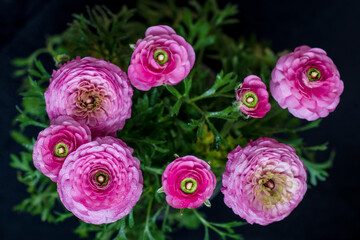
[128,25,195,91]
[270,45,343,121]
[221,138,307,225]
[236,75,271,118]
[57,136,143,224]
[32,116,91,182]
[162,156,216,209]
[45,57,133,137]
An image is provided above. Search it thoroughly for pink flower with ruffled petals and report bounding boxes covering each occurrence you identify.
[161,155,216,209]
[236,75,271,118]
[128,25,195,91]
[57,136,143,224]
[32,116,91,182]
[222,138,307,225]
[270,45,344,121]
[45,57,133,137]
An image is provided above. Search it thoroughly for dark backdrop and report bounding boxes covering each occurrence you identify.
[1,0,359,239]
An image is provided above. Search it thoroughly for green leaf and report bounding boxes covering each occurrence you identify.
[128,209,134,228]
[294,119,322,132]
[301,151,335,186]
[171,99,183,116]
[205,119,224,150]
[165,85,182,98]
[305,142,329,151]
[184,77,192,97]
[206,106,239,120]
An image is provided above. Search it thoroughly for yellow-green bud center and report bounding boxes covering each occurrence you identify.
[307,68,322,81]
[180,178,197,194]
[54,142,69,158]
[242,91,258,108]
[95,172,109,186]
[154,49,168,65]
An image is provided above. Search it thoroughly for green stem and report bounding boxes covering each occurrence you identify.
[193,209,224,236]
[161,204,170,231]
[143,194,154,240]
[189,93,234,103]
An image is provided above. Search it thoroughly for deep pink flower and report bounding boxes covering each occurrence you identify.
[57,136,143,224]
[161,155,216,209]
[45,57,133,137]
[32,116,91,182]
[128,25,195,91]
[236,75,271,118]
[270,45,344,121]
[222,138,307,225]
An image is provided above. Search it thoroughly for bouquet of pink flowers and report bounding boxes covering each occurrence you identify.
[11,1,343,239]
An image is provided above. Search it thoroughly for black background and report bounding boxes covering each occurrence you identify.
[1,0,359,239]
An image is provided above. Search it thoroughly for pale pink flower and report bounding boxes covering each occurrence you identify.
[270,45,344,121]
[236,75,271,118]
[32,116,91,182]
[128,25,195,91]
[222,138,307,225]
[45,57,133,137]
[161,155,216,209]
[57,136,143,224]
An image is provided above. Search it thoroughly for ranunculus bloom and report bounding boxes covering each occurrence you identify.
[270,45,344,121]
[222,138,307,225]
[161,155,216,209]
[128,25,195,91]
[33,116,91,182]
[57,136,143,224]
[45,56,133,137]
[236,75,271,118]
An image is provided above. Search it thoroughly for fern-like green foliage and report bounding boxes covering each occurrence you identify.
[11,0,333,239]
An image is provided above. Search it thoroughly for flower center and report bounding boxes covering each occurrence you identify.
[264,179,275,190]
[54,142,69,158]
[242,91,258,108]
[85,96,95,105]
[307,68,322,81]
[154,49,168,65]
[94,172,109,186]
[180,178,198,194]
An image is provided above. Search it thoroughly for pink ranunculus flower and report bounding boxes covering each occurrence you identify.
[161,155,216,209]
[32,116,91,182]
[221,138,307,226]
[236,75,271,118]
[270,45,344,121]
[57,136,143,224]
[44,56,133,137]
[128,25,195,91]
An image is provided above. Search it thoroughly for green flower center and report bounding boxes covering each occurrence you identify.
[180,178,197,194]
[154,49,168,65]
[242,91,258,108]
[94,172,109,186]
[307,68,322,81]
[54,142,69,158]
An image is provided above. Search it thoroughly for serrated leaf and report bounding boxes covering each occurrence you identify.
[301,151,334,186]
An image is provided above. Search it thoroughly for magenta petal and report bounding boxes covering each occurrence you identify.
[128,25,195,91]
[57,136,143,224]
[33,116,91,182]
[270,45,344,121]
[162,155,216,209]
[221,138,307,225]
[45,57,133,138]
[236,75,271,118]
